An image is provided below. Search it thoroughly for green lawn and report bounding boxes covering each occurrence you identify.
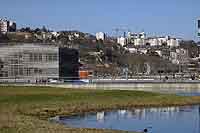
[0,86,200,133]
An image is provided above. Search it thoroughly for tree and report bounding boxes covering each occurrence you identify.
[34,28,41,33]
[162,42,167,47]
[96,42,103,52]
[105,48,113,62]
[146,42,150,46]
[19,27,32,32]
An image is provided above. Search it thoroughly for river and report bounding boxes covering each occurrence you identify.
[51,85,200,133]
[58,105,200,133]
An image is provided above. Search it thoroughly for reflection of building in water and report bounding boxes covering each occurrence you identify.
[148,107,179,113]
[127,111,135,118]
[134,109,143,119]
[97,112,105,122]
[118,110,127,115]
[96,107,183,122]
[118,110,135,119]
[131,107,180,120]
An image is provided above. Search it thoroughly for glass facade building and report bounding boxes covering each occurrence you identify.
[0,44,58,82]
[0,44,52,81]
[0,43,79,82]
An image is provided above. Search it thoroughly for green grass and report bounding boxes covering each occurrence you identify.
[0,86,200,133]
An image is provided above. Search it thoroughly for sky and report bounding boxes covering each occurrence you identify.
[0,0,200,40]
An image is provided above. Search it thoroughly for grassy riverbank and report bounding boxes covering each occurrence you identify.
[0,86,200,133]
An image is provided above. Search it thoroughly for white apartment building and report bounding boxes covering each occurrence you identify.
[134,38,146,46]
[147,36,180,47]
[0,18,16,33]
[96,32,105,41]
[127,32,146,46]
[138,32,146,39]
[117,37,127,46]
[167,38,180,47]
[170,48,189,64]
[0,19,8,33]
[158,36,169,45]
[147,37,167,46]
[148,38,160,46]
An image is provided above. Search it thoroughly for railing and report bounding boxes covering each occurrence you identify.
[0,74,199,85]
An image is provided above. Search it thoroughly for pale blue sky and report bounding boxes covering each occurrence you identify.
[0,0,199,40]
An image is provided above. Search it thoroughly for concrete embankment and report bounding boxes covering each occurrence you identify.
[2,79,200,94]
[53,82,200,93]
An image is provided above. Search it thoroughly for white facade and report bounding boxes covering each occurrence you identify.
[127,48,137,53]
[96,32,105,41]
[147,36,167,46]
[134,38,145,46]
[148,38,160,46]
[0,19,8,33]
[127,32,146,46]
[170,52,179,64]
[127,32,138,39]
[158,36,168,45]
[147,36,180,47]
[167,38,180,47]
[170,48,188,64]
[139,32,146,39]
[0,18,16,33]
[117,37,127,46]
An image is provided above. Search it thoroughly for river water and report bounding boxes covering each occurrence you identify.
[58,105,200,133]
[52,84,200,133]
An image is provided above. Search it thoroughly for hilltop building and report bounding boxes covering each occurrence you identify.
[170,48,189,64]
[126,31,180,47]
[147,36,181,47]
[117,37,127,46]
[0,18,16,33]
[96,32,105,41]
[127,32,146,46]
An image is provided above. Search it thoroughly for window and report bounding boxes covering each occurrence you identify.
[34,54,38,62]
[38,53,42,61]
[30,53,34,62]
[53,54,58,61]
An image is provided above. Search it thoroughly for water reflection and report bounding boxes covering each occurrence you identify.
[97,112,105,122]
[95,107,186,121]
[59,105,200,133]
[177,92,200,96]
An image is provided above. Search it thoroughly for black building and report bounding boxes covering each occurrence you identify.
[59,48,79,80]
